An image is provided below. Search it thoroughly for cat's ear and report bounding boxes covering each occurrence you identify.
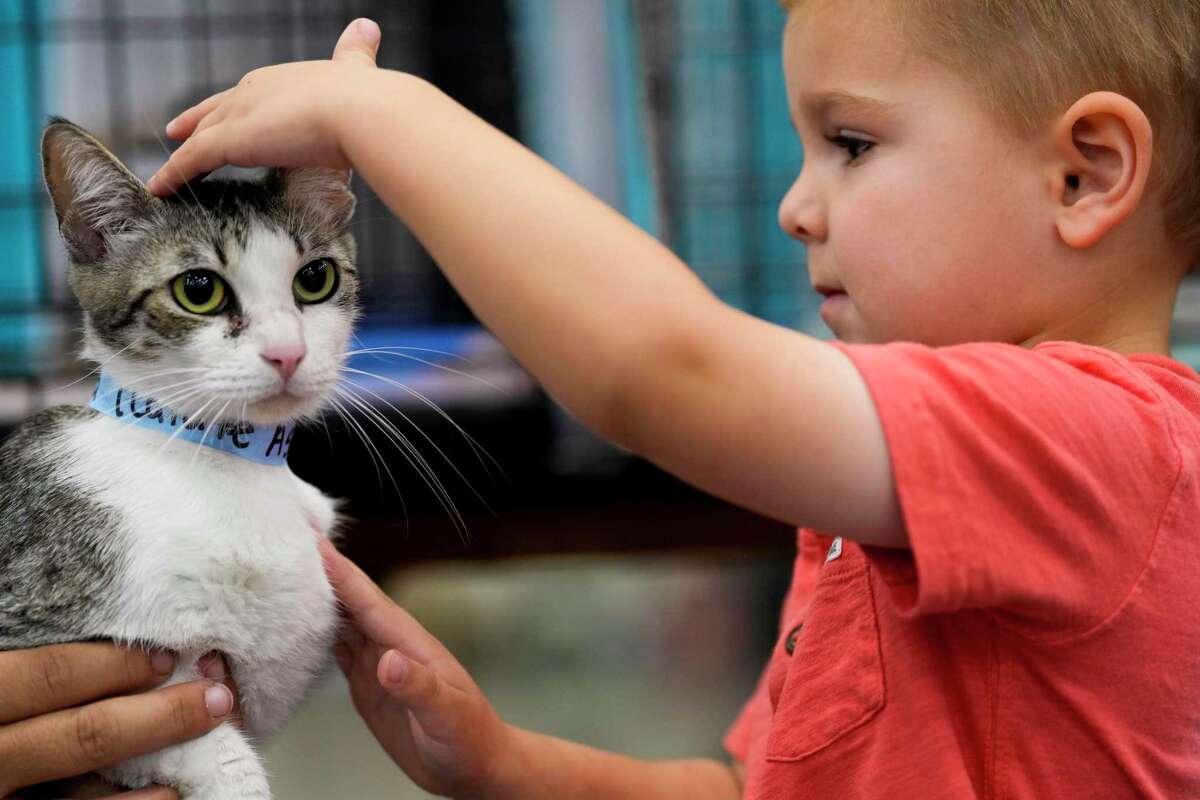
[269,167,356,234]
[41,118,153,264]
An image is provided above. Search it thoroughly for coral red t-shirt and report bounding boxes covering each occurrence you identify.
[724,340,1200,798]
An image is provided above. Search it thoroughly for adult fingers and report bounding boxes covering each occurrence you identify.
[196,652,243,728]
[147,128,228,197]
[20,775,178,799]
[0,643,175,725]
[164,88,232,141]
[318,540,446,665]
[0,680,233,795]
[102,787,180,800]
[331,18,381,67]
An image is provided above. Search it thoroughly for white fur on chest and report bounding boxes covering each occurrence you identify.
[62,413,338,661]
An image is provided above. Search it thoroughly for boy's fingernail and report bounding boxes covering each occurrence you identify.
[205,683,233,717]
[151,650,175,676]
[355,17,381,47]
[385,650,407,684]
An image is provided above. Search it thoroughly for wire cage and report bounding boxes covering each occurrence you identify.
[636,0,810,327]
[0,0,522,382]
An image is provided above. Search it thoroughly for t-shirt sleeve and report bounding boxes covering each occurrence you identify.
[831,340,1181,634]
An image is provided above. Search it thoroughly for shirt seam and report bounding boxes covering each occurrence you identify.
[986,345,1185,646]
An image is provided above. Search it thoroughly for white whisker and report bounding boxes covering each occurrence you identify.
[340,377,498,515]
[335,384,471,546]
[339,366,506,482]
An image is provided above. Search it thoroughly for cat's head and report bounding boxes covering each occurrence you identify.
[41,118,359,426]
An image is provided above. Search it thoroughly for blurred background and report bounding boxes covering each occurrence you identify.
[1,0,1199,796]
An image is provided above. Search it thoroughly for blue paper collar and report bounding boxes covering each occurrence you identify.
[89,371,295,466]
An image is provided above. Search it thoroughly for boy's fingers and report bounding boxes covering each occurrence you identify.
[148,129,227,197]
[377,650,468,735]
[331,18,381,66]
[0,643,175,725]
[0,680,233,793]
[318,540,444,664]
[164,88,232,140]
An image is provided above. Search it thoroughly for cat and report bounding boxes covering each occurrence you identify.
[0,118,360,798]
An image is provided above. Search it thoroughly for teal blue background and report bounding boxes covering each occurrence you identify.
[0,0,50,376]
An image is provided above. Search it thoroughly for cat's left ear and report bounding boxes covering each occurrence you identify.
[270,168,356,234]
[41,117,153,264]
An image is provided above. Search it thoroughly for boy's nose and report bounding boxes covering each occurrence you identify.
[778,174,826,244]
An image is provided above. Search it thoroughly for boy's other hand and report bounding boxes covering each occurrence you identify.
[146,18,382,196]
[319,539,518,799]
[0,643,237,798]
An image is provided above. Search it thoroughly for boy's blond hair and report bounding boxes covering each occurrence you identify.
[784,0,1200,259]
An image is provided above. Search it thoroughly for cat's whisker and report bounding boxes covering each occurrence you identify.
[155,394,217,461]
[338,383,472,537]
[338,377,498,513]
[341,353,508,397]
[334,384,471,545]
[327,393,401,505]
[150,392,217,460]
[90,374,212,413]
[54,342,140,391]
[189,398,233,471]
[339,366,506,482]
[311,403,335,452]
[343,346,469,363]
[145,381,214,413]
[127,384,209,413]
[327,389,429,536]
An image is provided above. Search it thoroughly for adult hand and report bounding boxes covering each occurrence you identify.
[146,18,383,196]
[0,644,237,798]
[319,540,518,799]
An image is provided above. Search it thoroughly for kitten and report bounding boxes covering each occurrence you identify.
[0,118,359,798]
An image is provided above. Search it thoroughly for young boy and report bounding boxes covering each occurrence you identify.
[130,1,1198,797]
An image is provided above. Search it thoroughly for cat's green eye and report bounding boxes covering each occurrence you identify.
[293,259,338,304]
[171,270,228,315]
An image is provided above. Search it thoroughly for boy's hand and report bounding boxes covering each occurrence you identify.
[0,644,237,799]
[319,540,517,799]
[146,18,382,196]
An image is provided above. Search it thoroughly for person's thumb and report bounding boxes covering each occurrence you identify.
[332,18,381,66]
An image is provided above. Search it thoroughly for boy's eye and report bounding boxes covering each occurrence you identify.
[828,133,874,163]
[172,270,228,315]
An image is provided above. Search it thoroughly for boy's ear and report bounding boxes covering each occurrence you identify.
[41,117,153,264]
[1051,91,1153,249]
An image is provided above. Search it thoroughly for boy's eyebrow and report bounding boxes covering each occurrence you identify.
[796,90,898,123]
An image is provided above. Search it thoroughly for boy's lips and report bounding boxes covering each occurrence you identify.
[819,290,849,326]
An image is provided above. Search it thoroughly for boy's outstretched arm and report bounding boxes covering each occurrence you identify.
[149,21,905,549]
[319,539,743,800]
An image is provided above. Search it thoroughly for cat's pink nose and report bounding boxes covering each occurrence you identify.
[261,344,307,381]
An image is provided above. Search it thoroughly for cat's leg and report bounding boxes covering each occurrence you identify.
[101,721,271,800]
[232,640,335,739]
[98,654,271,800]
